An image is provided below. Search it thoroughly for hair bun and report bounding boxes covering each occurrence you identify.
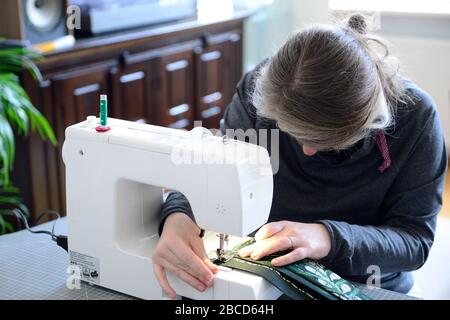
[347,14,368,34]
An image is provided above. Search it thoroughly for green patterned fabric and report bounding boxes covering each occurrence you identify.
[221,239,370,300]
[223,258,316,300]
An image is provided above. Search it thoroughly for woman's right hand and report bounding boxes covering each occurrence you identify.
[152,212,219,299]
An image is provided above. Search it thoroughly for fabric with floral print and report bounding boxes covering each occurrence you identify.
[229,239,370,300]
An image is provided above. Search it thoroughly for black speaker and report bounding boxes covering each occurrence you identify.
[0,0,68,45]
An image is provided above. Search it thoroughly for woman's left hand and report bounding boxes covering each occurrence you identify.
[238,221,332,267]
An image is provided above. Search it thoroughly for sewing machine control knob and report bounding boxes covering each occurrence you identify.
[86,116,97,127]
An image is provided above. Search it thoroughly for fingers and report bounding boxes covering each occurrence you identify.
[239,239,310,266]
[154,246,215,297]
[153,263,176,299]
[271,247,309,267]
[238,237,291,259]
[238,242,258,257]
[250,237,294,260]
[204,258,219,274]
[168,243,214,286]
[154,212,220,297]
[255,221,287,241]
[156,256,210,294]
[190,235,219,274]
[166,264,209,293]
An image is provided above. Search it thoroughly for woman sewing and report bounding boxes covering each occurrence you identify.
[152,14,447,298]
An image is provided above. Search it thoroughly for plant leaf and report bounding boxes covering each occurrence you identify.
[0,47,43,81]
[0,46,53,231]
[0,214,6,234]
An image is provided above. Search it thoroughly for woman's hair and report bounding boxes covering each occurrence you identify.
[252,14,409,151]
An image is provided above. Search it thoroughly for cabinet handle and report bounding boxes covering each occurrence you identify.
[166,60,189,72]
[201,51,221,62]
[39,79,51,88]
[229,33,241,42]
[202,92,222,104]
[194,46,203,55]
[169,103,190,117]
[73,83,100,96]
[120,71,145,83]
[169,118,189,129]
[201,106,221,119]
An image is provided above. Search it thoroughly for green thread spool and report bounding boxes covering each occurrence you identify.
[100,95,108,127]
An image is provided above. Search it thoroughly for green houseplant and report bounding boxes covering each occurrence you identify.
[0,45,57,235]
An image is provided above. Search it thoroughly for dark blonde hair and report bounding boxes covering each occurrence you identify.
[253,14,409,151]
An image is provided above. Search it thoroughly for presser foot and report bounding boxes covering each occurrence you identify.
[207,250,234,264]
[205,233,233,263]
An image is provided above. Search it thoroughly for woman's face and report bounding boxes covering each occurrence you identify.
[302,145,317,156]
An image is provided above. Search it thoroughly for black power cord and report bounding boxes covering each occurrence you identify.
[13,209,68,252]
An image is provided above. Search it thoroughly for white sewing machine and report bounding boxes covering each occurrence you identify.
[63,116,282,300]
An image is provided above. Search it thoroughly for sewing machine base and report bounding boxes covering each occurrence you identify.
[69,232,281,300]
[76,267,282,300]
[168,268,283,300]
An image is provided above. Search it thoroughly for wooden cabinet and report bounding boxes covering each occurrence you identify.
[16,76,62,218]
[53,63,111,125]
[195,43,226,129]
[158,49,195,129]
[15,18,245,220]
[195,32,242,129]
[51,63,112,210]
[111,58,153,123]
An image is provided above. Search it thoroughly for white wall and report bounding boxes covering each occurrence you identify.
[243,0,330,71]
[377,21,450,150]
[292,0,330,30]
[243,0,296,71]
